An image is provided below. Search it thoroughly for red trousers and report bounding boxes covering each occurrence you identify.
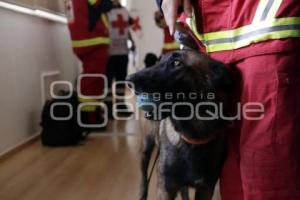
[220,49,300,200]
[77,46,108,97]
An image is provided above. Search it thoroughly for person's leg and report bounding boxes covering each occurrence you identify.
[115,55,129,100]
[80,47,108,97]
[236,50,300,200]
[114,55,132,116]
[79,46,108,128]
[106,56,115,94]
[105,55,117,118]
[220,66,244,200]
[220,126,244,200]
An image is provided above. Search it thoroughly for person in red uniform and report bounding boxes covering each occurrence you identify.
[154,10,180,55]
[157,0,300,199]
[65,0,112,128]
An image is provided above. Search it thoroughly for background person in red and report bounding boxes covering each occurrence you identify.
[157,0,300,199]
[154,10,180,55]
[65,0,112,128]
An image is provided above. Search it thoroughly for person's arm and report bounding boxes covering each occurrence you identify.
[88,0,113,31]
[128,31,136,52]
[154,10,167,29]
[127,11,136,52]
[157,0,192,35]
[90,0,112,12]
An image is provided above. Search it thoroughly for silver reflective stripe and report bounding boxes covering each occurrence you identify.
[205,24,300,45]
[261,0,275,21]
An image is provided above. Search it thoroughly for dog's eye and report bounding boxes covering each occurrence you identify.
[173,60,181,66]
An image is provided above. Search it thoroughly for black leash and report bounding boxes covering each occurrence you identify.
[146,146,160,186]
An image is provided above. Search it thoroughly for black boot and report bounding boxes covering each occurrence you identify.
[115,102,133,117]
[80,110,107,132]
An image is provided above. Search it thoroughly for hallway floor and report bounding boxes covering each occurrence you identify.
[0,120,220,200]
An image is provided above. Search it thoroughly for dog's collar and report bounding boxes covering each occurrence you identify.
[180,133,216,145]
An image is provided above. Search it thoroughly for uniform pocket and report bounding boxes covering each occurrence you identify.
[274,73,300,146]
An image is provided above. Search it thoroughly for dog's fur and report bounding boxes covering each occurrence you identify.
[126,50,234,200]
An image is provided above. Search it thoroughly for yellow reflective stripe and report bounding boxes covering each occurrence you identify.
[72,37,110,48]
[79,98,101,103]
[188,0,299,53]
[186,14,205,41]
[207,29,300,52]
[163,42,180,50]
[203,17,300,40]
[253,0,283,22]
[253,0,270,23]
[189,17,300,52]
[80,105,97,112]
[78,98,100,112]
[266,0,283,20]
[88,0,98,5]
[101,14,109,29]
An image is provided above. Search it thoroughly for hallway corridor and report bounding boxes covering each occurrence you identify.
[0,120,220,200]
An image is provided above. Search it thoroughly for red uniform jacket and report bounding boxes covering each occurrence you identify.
[191,0,300,63]
[66,0,111,56]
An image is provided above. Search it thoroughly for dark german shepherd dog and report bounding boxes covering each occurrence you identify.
[126,50,234,200]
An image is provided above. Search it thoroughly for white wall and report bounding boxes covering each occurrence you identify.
[0,0,164,154]
[5,0,65,13]
[127,0,164,71]
[0,7,78,154]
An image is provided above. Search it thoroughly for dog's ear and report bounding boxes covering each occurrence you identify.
[211,62,235,93]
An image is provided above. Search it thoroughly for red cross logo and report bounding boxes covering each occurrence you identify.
[112,14,128,35]
[131,17,142,31]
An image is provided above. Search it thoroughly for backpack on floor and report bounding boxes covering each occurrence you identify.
[40,91,85,146]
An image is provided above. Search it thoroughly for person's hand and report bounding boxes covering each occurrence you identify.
[154,11,167,29]
[161,0,192,35]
